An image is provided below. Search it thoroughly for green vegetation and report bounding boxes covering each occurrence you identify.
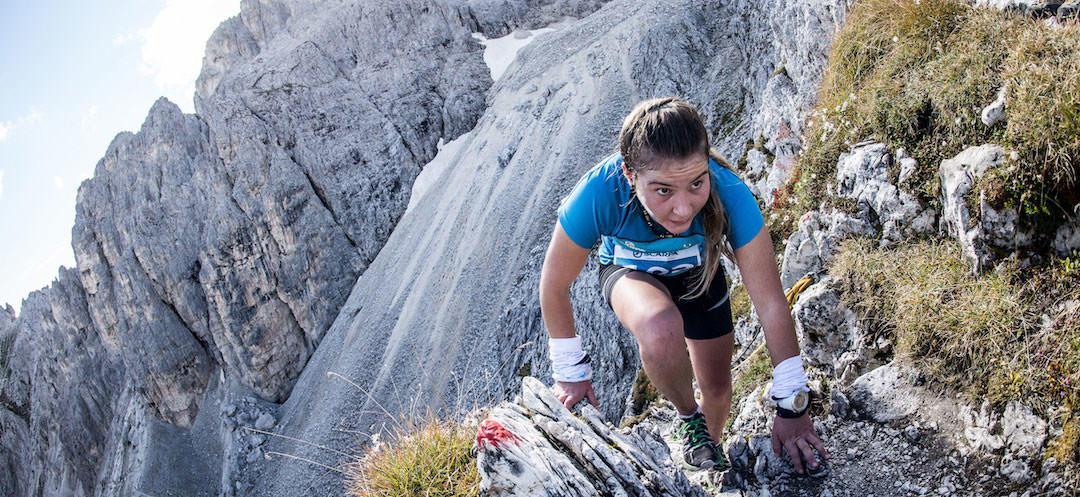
[726,344,772,431]
[769,0,1080,240]
[729,283,751,322]
[346,416,480,497]
[621,368,662,429]
[830,239,1080,459]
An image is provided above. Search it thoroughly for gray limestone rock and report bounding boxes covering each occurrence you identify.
[476,377,709,497]
[1062,1,1080,17]
[981,86,1007,127]
[1052,215,1080,256]
[896,147,918,185]
[847,364,921,423]
[1000,457,1034,484]
[1001,401,1047,459]
[973,0,1070,16]
[939,144,1032,273]
[834,141,936,246]
[790,278,876,378]
[743,148,776,207]
[9,0,504,494]
[1,268,123,497]
[959,400,1006,454]
[779,208,876,289]
[442,0,610,37]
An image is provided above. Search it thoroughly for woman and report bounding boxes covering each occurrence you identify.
[538,96,830,473]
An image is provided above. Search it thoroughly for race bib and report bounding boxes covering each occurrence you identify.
[611,238,703,276]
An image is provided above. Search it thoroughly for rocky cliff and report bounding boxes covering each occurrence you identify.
[23,0,1079,496]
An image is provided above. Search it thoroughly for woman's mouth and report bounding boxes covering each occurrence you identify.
[667,219,691,232]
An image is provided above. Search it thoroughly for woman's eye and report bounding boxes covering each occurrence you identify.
[691,180,704,189]
[655,188,671,196]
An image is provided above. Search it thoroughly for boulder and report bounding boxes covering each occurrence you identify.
[939,144,1032,273]
[1001,401,1047,459]
[980,86,1007,127]
[790,278,867,377]
[1052,215,1080,257]
[846,364,921,423]
[476,377,710,497]
[779,209,875,289]
[834,141,936,246]
[959,400,1006,454]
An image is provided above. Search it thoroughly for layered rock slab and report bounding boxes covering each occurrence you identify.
[476,377,709,497]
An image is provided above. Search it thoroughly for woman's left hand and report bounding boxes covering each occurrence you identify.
[771,414,830,474]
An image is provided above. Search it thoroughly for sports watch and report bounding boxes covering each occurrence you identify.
[772,390,810,419]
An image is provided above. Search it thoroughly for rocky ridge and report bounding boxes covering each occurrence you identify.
[1,0,605,495]
[4,1,1075,497]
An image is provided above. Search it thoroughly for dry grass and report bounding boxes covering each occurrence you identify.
[769,0,1080,239]
[830,239,1080,461]
[729,283,751,321]
[345,415,480,497]
[620,368,663,429]
[727,344,772,431]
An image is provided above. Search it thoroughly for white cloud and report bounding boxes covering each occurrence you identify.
[0,108,44,144]
[53,175,64,191]
[122,0,241,111]
[23,107,41,125]
[0,169,5,200]
[112,32,140,46]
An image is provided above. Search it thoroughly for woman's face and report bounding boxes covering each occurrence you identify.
[626,154,711,235]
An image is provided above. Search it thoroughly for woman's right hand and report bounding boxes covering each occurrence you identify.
[553,379,599,410]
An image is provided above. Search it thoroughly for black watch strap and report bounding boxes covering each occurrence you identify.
[772,391,811,419]
[775,405,808,419]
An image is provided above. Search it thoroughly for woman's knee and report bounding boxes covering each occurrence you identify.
[699,377,733,402]
[634,306,685,361]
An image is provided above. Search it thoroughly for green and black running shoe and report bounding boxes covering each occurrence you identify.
[673,412,728,471]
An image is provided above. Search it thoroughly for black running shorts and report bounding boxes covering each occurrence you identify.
[598,263,734,340]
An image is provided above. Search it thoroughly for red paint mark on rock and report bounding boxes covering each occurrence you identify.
[476,419,520,449]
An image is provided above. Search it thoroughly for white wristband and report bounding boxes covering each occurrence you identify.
[549,336,592,382]
[770,355,808,399]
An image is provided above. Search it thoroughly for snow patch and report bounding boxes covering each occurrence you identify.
[472,27,556,81]
[406,131,473,212]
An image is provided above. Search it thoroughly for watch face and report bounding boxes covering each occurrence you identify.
[793,391,809,412]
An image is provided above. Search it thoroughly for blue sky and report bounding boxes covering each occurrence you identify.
[0,0,239,314]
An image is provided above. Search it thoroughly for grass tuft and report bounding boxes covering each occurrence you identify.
[729,283,751,321]
[345,414,480,497]
[829,239,1080,461]
[769,0,1080,240]
[727,345,772,431]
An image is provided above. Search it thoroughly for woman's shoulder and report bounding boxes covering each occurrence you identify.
[573,152,629,195]
[708,157,748,189]
[583,152,624,182]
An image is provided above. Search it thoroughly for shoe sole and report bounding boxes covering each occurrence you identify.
[681,460,715,472]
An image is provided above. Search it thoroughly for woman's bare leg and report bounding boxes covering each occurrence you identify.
[609,272,698,416]
[685,334,734,442]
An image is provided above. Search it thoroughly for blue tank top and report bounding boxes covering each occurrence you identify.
[557,152,764,276]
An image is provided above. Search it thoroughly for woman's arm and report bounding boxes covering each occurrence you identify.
[732,228,799,366]
[539,221,598,409]
[539,222,591,338]
[733,227,830,473]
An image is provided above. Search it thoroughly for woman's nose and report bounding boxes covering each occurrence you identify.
[672,196,692,217]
